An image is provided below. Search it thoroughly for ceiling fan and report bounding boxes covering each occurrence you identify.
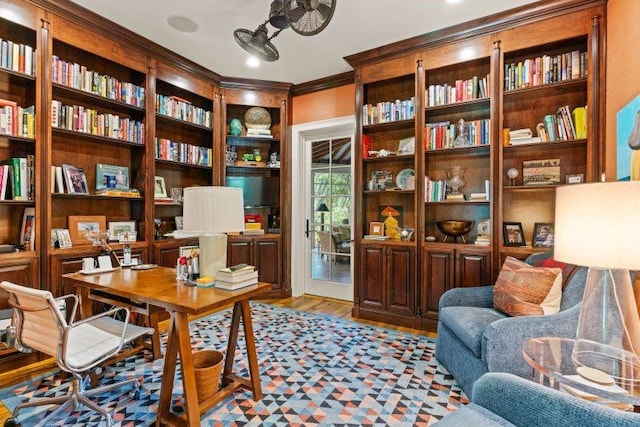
[234,0,337,62]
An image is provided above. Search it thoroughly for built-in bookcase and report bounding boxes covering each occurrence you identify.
[152,77,214,237]
[49,39,147,243]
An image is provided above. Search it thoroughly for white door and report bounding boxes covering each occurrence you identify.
[305,136,353,300]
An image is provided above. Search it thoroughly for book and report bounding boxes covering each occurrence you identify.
[216,270,258,284]
[55,166,65,193]
[215,274,259,291]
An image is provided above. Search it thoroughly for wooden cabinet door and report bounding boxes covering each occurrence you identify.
[254,238,281,286]
[456,248,492,288]
[227,237,254,268]
[422,247,455,320]
[360,245,385,310]
[385,246,415,316]
[0,254,38,309]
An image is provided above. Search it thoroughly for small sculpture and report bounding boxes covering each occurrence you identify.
[229,118,242,136]
[507,168,519,186]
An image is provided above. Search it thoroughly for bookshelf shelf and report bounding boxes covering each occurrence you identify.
[155,113,212,131]
[424,97,490,113]
[52,127,145,148]
[52,83,145,113]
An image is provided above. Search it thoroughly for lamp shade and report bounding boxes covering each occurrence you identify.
[554,181,640,269]
[316,202,330,212]
[183,186,245,234]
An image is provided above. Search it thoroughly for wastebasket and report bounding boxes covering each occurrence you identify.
[192,349,223,402]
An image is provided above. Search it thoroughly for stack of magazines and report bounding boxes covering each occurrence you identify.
[215,264,258,290]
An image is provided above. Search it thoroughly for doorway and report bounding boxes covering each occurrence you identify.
[291,116,355,301]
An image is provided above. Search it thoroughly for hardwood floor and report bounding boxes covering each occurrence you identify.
[0,295,435,423]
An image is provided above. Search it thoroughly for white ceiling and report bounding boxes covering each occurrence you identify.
[69,0,540,85]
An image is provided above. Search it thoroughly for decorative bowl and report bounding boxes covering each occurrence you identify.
[436,220,474,243]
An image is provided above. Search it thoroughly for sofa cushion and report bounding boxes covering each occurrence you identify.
[494,256,563,316]
[439,306,507,357]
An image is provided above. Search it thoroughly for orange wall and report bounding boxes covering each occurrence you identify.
[606,0,640,179]
[291,84,355,125]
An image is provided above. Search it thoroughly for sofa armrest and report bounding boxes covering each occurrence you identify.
[473,372,640,427]
[439,285,494,310]
[483,304,581,376]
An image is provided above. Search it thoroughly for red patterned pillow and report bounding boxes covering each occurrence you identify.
[494,256,563,316]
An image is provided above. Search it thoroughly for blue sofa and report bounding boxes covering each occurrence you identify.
[435,252,588,396]
[434,372,640,426]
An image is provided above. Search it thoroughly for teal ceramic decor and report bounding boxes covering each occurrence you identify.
[229,118,242,136]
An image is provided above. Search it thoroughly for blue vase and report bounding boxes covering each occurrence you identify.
[229,119,242,136]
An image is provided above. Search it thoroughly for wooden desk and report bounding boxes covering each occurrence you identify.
[63,267,270,426]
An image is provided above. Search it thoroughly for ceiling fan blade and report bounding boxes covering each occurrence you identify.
[317,3,332,20]
[287,5,306,23]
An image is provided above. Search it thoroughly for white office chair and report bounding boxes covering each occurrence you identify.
[0,281,153,427]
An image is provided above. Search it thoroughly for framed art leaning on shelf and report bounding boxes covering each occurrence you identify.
[62,164,89,194]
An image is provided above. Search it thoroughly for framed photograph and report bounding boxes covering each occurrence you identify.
[68,215,106,245]
[108,221,136,241]
[397,136,415,155]
[56,229,72,248]
[179,245,199,259]
[20,207,35,250]
[533,223,555,248]
[369,221,384,236]
[117,231,137,243]
[62,164,89,194]
[96,163,130,190]
[175,215,184,230]
[566,173,584,184]
[503,222,526,246]
[154,176,167,198]
[522,158,560,186]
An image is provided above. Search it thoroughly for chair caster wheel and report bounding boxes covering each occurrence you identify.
[4,417,22,427]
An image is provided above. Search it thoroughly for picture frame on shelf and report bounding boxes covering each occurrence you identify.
[96,163,130,190]
[175,215,184,230]
[369,221,384,236]
[154,176,168,198]
[397,136,415,155]
[566,173,584,184]
[179,245,199,259]
[522,159,560,186]
[56,229,72,248]
[503,222,526,246]
[20,207,35,251]
[62,164,89,194]
[68,215,106,245]
[533,223,555,248]
[108,221,136,241]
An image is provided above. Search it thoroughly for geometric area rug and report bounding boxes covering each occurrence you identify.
[0,302,467,426]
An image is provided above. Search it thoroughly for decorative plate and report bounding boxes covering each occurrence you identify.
[396,168,415,190]
[244,107,271,130]
[131,263,158,270]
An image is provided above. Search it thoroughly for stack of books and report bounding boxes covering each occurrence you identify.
[508,128,542,145]
[215,264,258,291]
[246,128,272,138]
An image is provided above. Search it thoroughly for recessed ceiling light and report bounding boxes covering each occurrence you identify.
[167,15,199,33]
[447,0,463,4]
[246,57,261,68]
[459,47,474,60]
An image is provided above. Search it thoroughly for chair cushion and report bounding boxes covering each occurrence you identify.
[494,256,563,316]
[439,306,507,357]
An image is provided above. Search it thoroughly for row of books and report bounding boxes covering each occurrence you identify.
[425,74,490,107]
[425,177,448,202]
[362,97,415,126]
[0,38,36,76]
[154,137,212,167]
[212,264,258,291]
[504,50,587,91]
[51,100,145,144]
[424,119,491,150]
[540,105,587,142]
[155,95,212,128]
[0,100,35,138]
[51,56,145,108]
[0,156,35,201]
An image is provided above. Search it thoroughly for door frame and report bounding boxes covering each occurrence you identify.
[290,115,356,298]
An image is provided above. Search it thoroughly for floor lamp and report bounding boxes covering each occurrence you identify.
[316,202,330,230]
[555,181,640,383]
[183,187,245,279]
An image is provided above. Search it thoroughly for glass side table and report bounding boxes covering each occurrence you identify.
[522,337,640,411]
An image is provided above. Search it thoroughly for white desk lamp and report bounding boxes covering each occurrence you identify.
[182,186,245,279]
[555,181,640,383]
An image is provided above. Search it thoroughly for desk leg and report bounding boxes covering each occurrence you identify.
[156,314,178,427]
[221,300,262,400]
[240,299,262,400]
[76,287,92,319]
[175,312,200,427]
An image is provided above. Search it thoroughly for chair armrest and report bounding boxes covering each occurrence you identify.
[483,304,581,374]
[439,285,494,310]
[473,372,640,427]
[54,294,79,323]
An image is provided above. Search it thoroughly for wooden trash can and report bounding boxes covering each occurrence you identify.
[192,349,223,402]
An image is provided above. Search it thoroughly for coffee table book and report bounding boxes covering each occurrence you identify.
[215,272,259,291]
